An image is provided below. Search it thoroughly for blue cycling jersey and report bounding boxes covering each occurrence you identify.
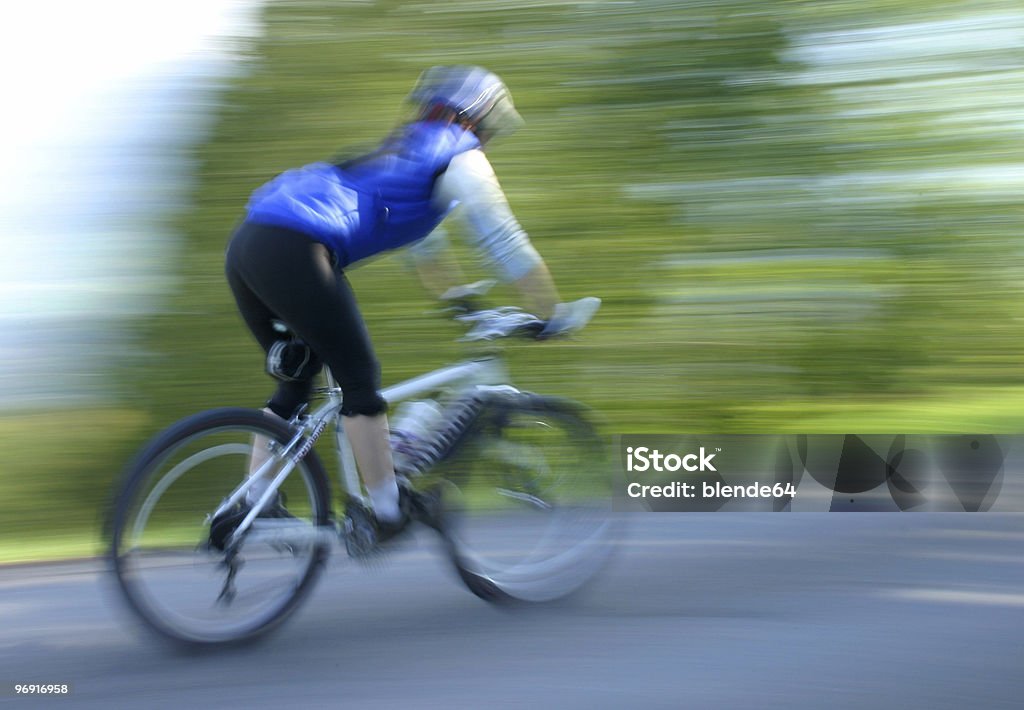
[244,121,481,267]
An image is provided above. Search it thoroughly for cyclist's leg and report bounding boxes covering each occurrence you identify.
[225,223,401,521]
[226,231,321,502]
[226,226,323,416]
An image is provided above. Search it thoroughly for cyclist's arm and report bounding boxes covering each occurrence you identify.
[405,227,466,299]
[507,261,559,322]
[431,149,560,319]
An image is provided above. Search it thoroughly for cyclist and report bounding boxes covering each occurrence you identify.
[223,65,595,543]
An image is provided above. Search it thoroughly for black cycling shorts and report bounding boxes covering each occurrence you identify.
[225,221,387,418]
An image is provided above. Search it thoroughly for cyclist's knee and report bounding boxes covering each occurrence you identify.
[334,356,385,416]
[267,381,314,420]
[266,399,299,420]
[340,388,387,417]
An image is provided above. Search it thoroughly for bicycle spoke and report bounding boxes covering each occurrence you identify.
[494,488,552,510]
[110,409,332,645]
[438,398,615,603]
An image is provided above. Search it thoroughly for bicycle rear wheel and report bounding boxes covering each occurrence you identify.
[108,408,333,645]
[437,395,615,603]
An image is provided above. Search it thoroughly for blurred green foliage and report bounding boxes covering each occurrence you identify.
[143,0,1024,428]
[5,0,1024,560]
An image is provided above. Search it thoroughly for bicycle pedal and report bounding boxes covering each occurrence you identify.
[342,506,381,560]
[343,526,376,559]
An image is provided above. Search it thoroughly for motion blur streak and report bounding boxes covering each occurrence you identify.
[3,516,1023,708]
[0,8,1021,706]
[0,0,261,559]
[0,0,261,409]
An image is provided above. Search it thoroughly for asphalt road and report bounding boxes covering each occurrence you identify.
[1,514,1021,709]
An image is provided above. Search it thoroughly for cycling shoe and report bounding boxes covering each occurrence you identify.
[208,493,294,552]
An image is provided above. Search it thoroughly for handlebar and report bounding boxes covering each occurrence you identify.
[440,282,602,342]
[455,307,546,341]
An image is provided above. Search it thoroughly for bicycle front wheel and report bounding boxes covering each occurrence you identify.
[437,395,615,603]
[108,408,333,646]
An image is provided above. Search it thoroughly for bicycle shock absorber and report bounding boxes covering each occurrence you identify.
[396,393,486,476]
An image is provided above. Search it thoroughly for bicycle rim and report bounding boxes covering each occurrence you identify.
[110,409,332,645]
[440,398,615,603]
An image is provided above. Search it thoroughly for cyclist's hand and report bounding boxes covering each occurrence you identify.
[538,297,602,339]
[439,280,497,314]
[452,293,600,341]
[458,307,543,341]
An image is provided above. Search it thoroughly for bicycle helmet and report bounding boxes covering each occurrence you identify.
[409,65,524,138]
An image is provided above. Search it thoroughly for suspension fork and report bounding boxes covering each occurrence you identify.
[416,386,523,474]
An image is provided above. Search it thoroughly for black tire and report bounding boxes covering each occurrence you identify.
[108,408,332,646]
[436,394,615,603]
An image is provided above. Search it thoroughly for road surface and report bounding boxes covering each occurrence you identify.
[1,514,1021,708]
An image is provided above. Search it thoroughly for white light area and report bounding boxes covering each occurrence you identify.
[781,13,1024,89]
[765,10,1024,200]
[882,588,1024,608]
[0,0,262,407]
[0,1,256,137]
[627,165,1024,197]
[832,70,1024,116]
[0,0,261,319]
[784,12,1024,70]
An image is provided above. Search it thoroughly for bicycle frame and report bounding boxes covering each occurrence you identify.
[333,356,512,504]
[216,355,514,547]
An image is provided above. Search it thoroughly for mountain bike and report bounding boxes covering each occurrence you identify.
[107,290,613,645]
